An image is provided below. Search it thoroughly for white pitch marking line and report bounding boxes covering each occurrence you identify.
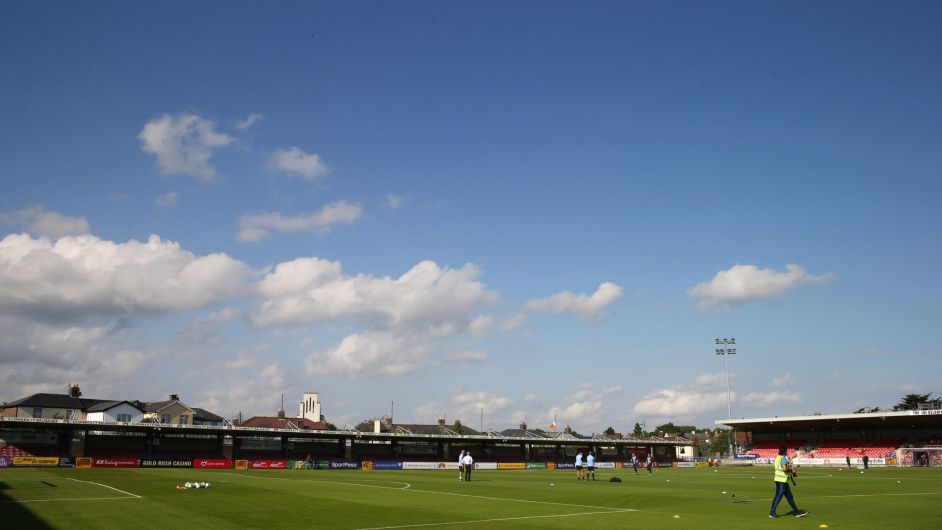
[229,473,412,490]
[66,477,142,498]
[1,496,140,504]
[228,473,635,513]
[355,510,631,529]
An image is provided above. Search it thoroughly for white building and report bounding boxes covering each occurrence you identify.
[85,401,145,423]
[299,392,322,422]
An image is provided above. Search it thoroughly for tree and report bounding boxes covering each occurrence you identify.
[708,429,730,455]
[451,419,464,434]
[894,393,934,411]
[854,406,882,414]
[654,422,696,435]
[632,423,643,437]
[603,426,616,435]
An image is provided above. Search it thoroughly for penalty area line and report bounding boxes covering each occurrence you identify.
[355,510,632,529]
[66,477,142,498]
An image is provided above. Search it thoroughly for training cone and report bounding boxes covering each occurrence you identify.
[819,525,829,528]
[673,515,681,518]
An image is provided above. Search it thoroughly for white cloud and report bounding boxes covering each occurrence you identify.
[526,281,623,320]
[0,233,250,321]
[443,350,489,365]
[154,192,179,208]
[450,390,514,425]
[771,373,794,388]
[688,263,835,309]
[1,207,90,239]
[0,316,158,400]
[138,113,233,182]
[601,385,623,395]
[632,374,733,419]
[468,314,524,337]
[267,146,329,181]
[632,388,730,418]
[287,260,498,378]
[385,194,404,209]
[256,259,497,328]
[236,201,364,242]
[741,391,801,407]
[234,113,264,131]
[695,373,729,390]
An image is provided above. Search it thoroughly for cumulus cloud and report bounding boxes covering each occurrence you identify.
[385,194,404,209]
[688,263,835,310]
[632,388,730,418]
[1,207,90,239]
[632,374,732,419]
[234,113,264,131]
[526,282,623,320]
[286,260,499,377]
[256,259,497,328]
[450,390,514,425]
[694,372,729,390]
[236,201,364,242]
[771,373,794,388]
[154,192,179,208]
[741,391,801,407]
[443,350,489,365]
[0,233,250,322]
[0,316,158,400]
[267,146,329,181]
[138,113,233,182]
[550,384,611,427]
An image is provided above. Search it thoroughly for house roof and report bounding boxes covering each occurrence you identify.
[240,416,328,430]
[499,429,550,439]
[85,400,144,413]
[2,393,109,410]
[142,400,194,413]
[354,420,482,436]
[192,407,224,422]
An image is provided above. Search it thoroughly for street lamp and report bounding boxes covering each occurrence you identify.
[715,337,736,456]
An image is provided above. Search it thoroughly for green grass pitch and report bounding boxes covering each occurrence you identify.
[2,466,941,529]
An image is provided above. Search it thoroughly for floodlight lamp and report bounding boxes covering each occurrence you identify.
[729,349,736,354]
[729,338,736,344]
[715,338,722,345]
[715,349,724,355]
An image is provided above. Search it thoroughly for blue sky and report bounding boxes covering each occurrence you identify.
[1,0,940,433]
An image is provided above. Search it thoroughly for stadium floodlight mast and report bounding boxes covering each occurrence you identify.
[715,337,736,456]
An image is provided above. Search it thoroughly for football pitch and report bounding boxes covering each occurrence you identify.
[1,466,940,529]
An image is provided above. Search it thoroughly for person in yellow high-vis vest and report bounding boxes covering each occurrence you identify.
[770,446,808,518]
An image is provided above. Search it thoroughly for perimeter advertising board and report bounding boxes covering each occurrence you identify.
[249,460,287,469]
[526,462,547,469]
[0,456,11,467]
[595,462,616,470]
[92,457,140,468]
[497,463,526,470]
[194,459,232,469]
[141,459,193,468]
[371,461,403,470]
[475,462,497,470]
[329,461,360,470]
[14,456,60,466]
[403,461,439,470]
[554,462,576,470]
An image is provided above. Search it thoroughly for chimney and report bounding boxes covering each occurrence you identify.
[564,425,572,434]
[169,394,179,401]
[277,409,285,419]
[68,384,81,398]
[519,420,527,431]
[385,415,393,427]
[438,416,446,428]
